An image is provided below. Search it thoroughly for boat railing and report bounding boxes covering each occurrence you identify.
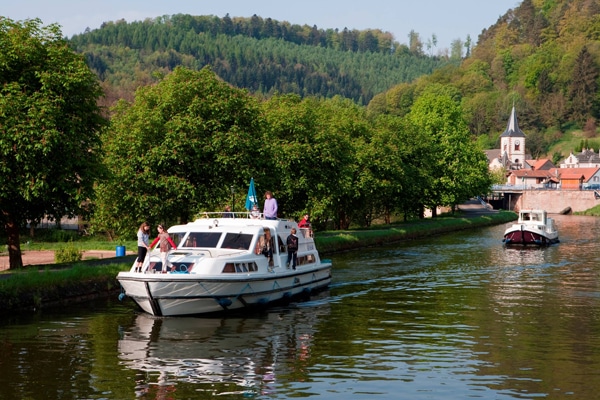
[199,211,263,219]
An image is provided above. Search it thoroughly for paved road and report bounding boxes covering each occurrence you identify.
[458,198,499,217]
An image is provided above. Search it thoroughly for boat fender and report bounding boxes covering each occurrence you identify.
[118,292,126,301]
[217,298,233,307]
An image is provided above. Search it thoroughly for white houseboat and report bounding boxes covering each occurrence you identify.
[117,213,332,316]
[503,209,559,246]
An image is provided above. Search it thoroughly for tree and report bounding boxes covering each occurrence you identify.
[0,18,106,269]
[569,46,598,124]
[408,85,491,215]
[407,30,423,55]
[93,66,264,239]
[450,38,464,60]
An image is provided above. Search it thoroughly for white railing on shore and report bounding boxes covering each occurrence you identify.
[491,184,560,191]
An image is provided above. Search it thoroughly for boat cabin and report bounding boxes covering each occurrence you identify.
[518,209,547,225]
[144,215,317,274]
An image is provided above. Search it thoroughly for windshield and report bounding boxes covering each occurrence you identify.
[221,233,253,250]
[181,232,222,248]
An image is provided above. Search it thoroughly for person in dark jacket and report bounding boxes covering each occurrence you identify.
[286,228,299,270]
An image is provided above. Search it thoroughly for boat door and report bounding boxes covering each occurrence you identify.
[274,233,288,268]
[256,227,287,269]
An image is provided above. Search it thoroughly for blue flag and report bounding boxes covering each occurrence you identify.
[245,178,258,210]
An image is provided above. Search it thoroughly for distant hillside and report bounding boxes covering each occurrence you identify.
[369,0,600,159]
[69,14,454,106]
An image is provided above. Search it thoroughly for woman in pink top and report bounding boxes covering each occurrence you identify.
[150,224,177,273]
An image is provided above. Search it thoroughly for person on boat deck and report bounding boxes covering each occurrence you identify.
[135,221,151,272]
[250,204,261,219]
[286,228,299,270]
[298,214,311,228]
[150,224,177,273]
[263,191,278,220]
[262,229,275,267]
[222,205,233,218]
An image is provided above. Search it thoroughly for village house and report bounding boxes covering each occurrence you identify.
[486,107,600,191]
[560,148,600,168]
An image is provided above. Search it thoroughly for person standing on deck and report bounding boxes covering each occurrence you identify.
[150,224,177,273]
[135,222,151,272]
[298,214,311,228]
[263,191,278,220]
[286,228,299,270]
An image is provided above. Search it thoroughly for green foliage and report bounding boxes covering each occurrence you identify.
[93,66,264,237]
[54,242,83,263]
[378,0,600,145]
[408,86,492,211]
[0,18,107,269]
[33,229,80,243]
[69,15,451,106]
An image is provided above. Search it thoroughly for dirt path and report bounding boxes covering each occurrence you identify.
[0,250,135,271]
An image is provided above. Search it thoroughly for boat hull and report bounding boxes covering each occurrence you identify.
[117,264,332,316]
[503,228,559,246]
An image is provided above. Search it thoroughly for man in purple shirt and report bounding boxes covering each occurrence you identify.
[263,191,278,220]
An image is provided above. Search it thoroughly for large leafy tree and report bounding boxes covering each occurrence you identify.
[0,18,106,269]
[261,95,362,229]
[94,66,264,238]
[408,85,491,215]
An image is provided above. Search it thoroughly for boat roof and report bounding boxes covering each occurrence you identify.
[167,214,300,234]
[519,209,547,214]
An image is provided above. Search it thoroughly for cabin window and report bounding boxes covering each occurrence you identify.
[222,262,258,273]
[277,235,286,252]
[297,254,316,266]
[183,232,222,248]
[171,232,186,247]
[221,233,253,250]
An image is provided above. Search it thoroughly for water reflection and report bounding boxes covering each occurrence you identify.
[2,215,600,399]
[118,305,329,397]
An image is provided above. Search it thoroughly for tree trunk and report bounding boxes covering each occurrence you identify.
[3,212,23,269]
[431,206,438,218]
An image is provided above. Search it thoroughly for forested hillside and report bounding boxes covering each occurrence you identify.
[69,14,452,106]
[370,0,600,159]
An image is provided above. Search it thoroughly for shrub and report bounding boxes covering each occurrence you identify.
[54,242,83,263]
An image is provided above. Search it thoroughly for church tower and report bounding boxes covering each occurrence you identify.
[500,106,526,169]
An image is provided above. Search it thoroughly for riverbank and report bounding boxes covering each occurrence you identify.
[0,250,137,271]
[317,207,514,255]
[0,206,516,315]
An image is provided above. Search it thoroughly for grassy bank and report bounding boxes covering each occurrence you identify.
[574,203,600,216]
[315,210,516,254]
[0,211,516,314]
[0,263,126,314]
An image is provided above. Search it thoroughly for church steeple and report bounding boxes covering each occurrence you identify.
[500,106,526,169]
[501,105,526,138]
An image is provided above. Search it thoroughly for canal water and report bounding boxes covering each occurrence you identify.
[1,214,599,399]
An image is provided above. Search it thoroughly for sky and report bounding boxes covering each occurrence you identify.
[5,0,520,51]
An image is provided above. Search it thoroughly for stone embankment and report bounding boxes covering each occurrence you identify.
[509,190,599,213]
